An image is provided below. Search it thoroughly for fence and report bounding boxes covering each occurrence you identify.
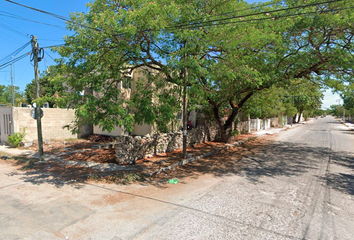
[236,116,283,134]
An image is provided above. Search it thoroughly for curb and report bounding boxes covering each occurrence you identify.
[340,120,354,130]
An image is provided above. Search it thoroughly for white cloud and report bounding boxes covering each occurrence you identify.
[322,89,341,109]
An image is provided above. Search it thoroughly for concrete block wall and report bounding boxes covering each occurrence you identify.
[13,108,77,142]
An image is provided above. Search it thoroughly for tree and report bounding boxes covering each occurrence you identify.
[286,79,324,122]
[0,84,24,106]
[55,0,354,142]
[329,104,344,117]
[198,0,354,140]
[24,64,68,108]
[55,0,251,135]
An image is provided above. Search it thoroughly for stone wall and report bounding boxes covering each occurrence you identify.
[115,126,218,164]
[114,116,284,165]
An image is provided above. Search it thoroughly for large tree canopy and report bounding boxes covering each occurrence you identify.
[55,0,354,141]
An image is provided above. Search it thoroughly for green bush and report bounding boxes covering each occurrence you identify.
[232,129,239,137]
[8,129,26,148]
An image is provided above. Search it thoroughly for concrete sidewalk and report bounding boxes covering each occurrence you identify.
[0,145,34,156]
[341,120,354,130]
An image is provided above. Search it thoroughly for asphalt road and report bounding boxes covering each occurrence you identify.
[1,116,353,240]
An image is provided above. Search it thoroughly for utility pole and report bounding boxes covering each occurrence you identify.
[31,35,44,161]
[10,57,15,107]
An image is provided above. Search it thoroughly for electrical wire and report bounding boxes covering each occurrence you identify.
[0,52,30,71]
[0,10,66,29]
[0,19,28,37]
[166,0,345,29]
[169,1,279,27]
[3,0,100,32]
[3,0,346,36]
[42,44,65,48]
[0,29,22,44]
[0,41,31,65]
[45,50,56,62]
[169,6,354,30]
[1,0,350,68]
[3,0,71,21]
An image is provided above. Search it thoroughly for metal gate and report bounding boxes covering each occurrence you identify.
[0,107,14,143]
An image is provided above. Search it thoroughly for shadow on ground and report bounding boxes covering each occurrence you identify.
[174,141,322,183]
[324,151,354,195]
[3,137,354,195]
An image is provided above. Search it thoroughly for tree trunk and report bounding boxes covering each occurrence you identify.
[220,124,233,143]
[78,87,93,138]
[297,111,303,123]
[292,114,297,124]
[209,92,254,143]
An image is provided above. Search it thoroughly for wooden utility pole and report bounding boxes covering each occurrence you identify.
[10,57,15,107]
[31,35,44,161]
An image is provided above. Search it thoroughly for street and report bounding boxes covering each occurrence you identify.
[1,116,353,239]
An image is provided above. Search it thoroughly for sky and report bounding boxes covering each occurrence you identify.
[0,0,340,109]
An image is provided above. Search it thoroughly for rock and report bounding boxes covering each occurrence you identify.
[187,153,193,158]
[20,141,33,148]
[134,136,142,141]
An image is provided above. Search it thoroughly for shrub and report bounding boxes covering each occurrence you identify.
[8,129,26,148]
[232,129,239,137]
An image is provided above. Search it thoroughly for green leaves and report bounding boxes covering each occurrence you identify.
[51,0,354,136]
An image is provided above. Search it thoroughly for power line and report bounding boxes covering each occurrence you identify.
[0,29,22,43]
[3,0,70,21]
[4,0,346,36]
[167,0,345,29]
[2,0,351,56]
[0,19,28,37]
[173,1,279,27]
[170,6,354,30]
[0,10,66,29]
[42,44,65,48]
[44,50,56,62]
[3,0,101,32]
[0,52,30,71]
[0,41,31,65]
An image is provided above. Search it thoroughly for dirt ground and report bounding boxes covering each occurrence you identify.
[2,132,274,185]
